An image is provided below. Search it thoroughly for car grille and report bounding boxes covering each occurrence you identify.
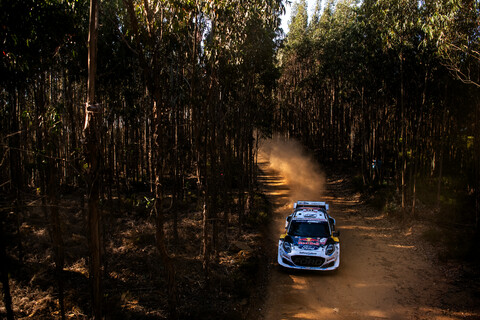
[291,255,325,267]
[282,258,295,267]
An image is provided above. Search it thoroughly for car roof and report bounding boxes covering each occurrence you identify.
[292,208,328,222]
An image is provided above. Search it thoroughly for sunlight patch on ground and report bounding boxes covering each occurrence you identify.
[289,275,308,290]
[268,190,290,196]
[323,195,358,204]
[287,306,340,320]
[365,214,387,220]
[329,178,345,184]
[340,225,393,231]
[388,244,415,249]
[290,311,332,319]
[366,309,389,318]
[64,258,89,276]
[403,227,413,236]
[352,281,392,289]
[420,307,480,319]
[266,180,289,187]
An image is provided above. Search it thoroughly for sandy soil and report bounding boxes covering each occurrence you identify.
[257,151,480,320]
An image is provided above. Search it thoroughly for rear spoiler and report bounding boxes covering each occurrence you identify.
[294,201,329,211]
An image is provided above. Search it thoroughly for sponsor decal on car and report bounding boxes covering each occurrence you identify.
[298,238,320,246]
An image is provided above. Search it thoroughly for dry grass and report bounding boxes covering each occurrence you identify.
[1,190,270,319]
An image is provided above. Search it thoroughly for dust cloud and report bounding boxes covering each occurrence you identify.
[259,137,325,204]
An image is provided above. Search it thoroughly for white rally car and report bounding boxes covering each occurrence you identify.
[278,201,340,271]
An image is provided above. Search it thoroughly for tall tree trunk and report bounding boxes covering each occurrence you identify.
[47,154,66,320]
[0,215,14,320]
[9,86,24,263]
[400,52,406,212]
[202,200,210,284]
[436,109,446,209]
[123,3,179,316]
[153,98,178,320]
[9,87,21,196]
[475,94,480,236]
[361,87,367,185]
[38,71,66,319]
[64,70,80,187]
[411,149,418,218]
[85,0,103,318]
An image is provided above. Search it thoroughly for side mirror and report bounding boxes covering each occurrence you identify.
[329,217,335,226]
[333,230,340,237]
[285,216,291,229]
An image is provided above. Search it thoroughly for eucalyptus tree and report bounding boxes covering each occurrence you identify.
[85,0,104,318]
[122,0,195,317]
[423,0,480,232]
[423,0,480,87]
[199,0,283,283]
[1,1,80,318]
[289,0,309,48]
[276,0,312,141]
[278,0,363,157]
[370,0,422,211]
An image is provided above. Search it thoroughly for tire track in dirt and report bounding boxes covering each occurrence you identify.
[257,148,480,320]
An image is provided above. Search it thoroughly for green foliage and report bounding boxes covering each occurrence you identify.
[421,0,480,86]
[143,196,155,210]
[288,0,309,48]
[373,0,421,51]
[0,0,79,85]
[46,104,62,135]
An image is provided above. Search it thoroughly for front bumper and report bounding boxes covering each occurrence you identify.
[277,240,340,271]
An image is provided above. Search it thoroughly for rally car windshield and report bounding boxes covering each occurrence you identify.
[288,221,331,238]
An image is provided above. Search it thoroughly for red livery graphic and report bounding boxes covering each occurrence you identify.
[298,238,320,246]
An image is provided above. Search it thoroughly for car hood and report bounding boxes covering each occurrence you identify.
[292,236,329,249]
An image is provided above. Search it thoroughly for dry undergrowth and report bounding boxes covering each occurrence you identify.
[1,190,269,319]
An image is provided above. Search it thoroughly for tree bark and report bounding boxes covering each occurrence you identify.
[47,155,66,320]
[0,216,14,320]
[85,0,103,318]
[475,94,480,235]
[400,52,406,212]
[152,98,179,320]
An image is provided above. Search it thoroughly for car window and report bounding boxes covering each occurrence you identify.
[288,221,331,238]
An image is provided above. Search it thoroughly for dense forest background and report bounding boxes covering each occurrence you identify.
[1,0,479,319]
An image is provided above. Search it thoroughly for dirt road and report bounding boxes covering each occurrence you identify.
[257,147,480,320]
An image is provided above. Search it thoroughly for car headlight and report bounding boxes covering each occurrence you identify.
[283,241,292,253]
[325,244,335,255]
